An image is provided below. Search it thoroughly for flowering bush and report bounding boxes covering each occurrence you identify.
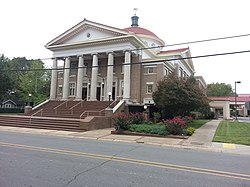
[129,112,145,124]
[112,113,131,131]
[163,116,187,135]
[182,116,193,124]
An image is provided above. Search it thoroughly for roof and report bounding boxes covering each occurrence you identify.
[159,48,189,54]
[1,99,17,105]
[123,26,163,41]
[208,96,250,102]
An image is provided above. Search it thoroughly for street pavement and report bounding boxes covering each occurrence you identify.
[0,119,249,155]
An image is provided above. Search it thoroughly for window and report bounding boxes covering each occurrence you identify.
[69,83,76,96]
[58,72,63,79]
[70,62,77,76]
[146,83,153,94]
[58,85,63,95]
[5,104,12,108]
[148,67,154,74]
[84,63,88,76]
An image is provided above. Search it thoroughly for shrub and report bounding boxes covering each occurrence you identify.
[163,116,187,135]
[0,108,24,113]
[153,112,161,123]
[187,127,195,136]
[112,113,130,131]
[128,124,168,135]
[182,116,193,124]
[129,112,145,124]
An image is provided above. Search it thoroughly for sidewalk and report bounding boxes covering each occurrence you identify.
[0,120,249,155]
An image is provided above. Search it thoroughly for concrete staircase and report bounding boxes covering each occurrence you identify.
[31,100,110,119]
[0,115,83,132]
[0,100,118,131]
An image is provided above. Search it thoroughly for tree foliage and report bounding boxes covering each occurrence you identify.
[152,74,209,119]
[17,60,50,104]
[0,54,12,100]
[206,83,233,96]
[0,54,50,105]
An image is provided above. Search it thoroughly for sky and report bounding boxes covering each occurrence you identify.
[1,0,250,94]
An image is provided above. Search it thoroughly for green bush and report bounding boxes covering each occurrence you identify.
[187,127,195,136]
[153,112,161,123]
[128,124,168,135]
[0,108,24,113]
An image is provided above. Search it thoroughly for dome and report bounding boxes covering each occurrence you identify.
[123,26,165,47]
[124,15,165,47]
[123,27,159,38]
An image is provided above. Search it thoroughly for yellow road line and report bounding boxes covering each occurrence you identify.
[0,141,250,181]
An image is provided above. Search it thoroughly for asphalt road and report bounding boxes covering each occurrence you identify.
[0,131,250,187]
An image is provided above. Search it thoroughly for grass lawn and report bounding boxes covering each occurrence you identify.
[213,120,250,146]
[188,120,210,129]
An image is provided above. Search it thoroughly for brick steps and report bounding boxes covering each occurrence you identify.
[30,101,110,119]
[0,115,84,132]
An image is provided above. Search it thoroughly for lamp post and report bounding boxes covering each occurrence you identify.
[108,91,112,107]
[28,93,32,107]
[143,105,148,121]
[234,81,241,120]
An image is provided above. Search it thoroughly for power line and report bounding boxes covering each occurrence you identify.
[129,33,250,51]
[4,33,250,61]
[1,49,250,72]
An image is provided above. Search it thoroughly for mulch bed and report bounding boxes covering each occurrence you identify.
[111,130,189,139]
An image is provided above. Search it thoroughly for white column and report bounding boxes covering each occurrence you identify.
[62,57,70,100]
[75,55,84,100]
[50,58,57,100]
[106,52,113,101]
[123,51,131,101]
[90,54,98,101]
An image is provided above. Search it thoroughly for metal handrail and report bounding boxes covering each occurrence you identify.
[54,98,74,114]
[80,108,105,119]
[31,108,43,117]
[32,97,49,110]
[109,96,121,108]
[69,99,86,114]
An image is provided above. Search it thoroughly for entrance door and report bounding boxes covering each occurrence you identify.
[96,87,101,101]
[112,87,115,100]
[82,87,87,100]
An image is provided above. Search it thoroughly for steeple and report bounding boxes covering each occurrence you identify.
[131,8,139,27]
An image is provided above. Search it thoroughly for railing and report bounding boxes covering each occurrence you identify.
[53,98,74,114]
[31,108,43,117]
[80,108,106,119]
[69,99,86,115]
[32,98,49,110]
[29,108,43,125]
[109,96,122,108]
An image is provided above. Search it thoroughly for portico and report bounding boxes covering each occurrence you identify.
[49,51,132,101]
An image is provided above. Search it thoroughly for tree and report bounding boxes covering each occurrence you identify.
[0,54,12,100]
[152,74,208,119]
[17,60,50,104]
[206,83,233,96]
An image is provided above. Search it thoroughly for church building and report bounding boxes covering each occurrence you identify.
[45,14,205,106]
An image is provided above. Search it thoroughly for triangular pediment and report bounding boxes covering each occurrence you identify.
[46,19,129,47]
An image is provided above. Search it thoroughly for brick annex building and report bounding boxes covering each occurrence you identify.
[0,15,206,131]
